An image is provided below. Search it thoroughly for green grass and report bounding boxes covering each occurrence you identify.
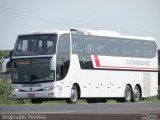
[0,100,88,106]
[1,98,160,106]
[0,100,63,106]
[143,96,160,103]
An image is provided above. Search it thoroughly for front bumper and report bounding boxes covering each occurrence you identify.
[12,90,55,99]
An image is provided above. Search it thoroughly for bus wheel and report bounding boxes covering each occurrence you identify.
[67,85,78,104]
[124,85,132,102]
[31,99,43,104]
[133,86,141,102]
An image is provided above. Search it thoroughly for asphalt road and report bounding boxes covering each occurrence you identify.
[0,103,160,120]
[0,102,160,114]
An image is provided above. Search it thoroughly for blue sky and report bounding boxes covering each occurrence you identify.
[0,0,160,49]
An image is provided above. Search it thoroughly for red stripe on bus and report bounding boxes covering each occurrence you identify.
[93,55,158,71]
[94,54,100,67]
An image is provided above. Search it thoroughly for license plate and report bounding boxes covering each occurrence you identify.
[27,93,35,98]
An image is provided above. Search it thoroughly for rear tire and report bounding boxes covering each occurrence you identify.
[66,85,78,104]
[133,86,141,102]
[124,85,132,102]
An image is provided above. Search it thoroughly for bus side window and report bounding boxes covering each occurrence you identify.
[72,35,84,54]
[97,37,108,55]
[132,40,144,57]
[143,41,156,58]
[56,34,70,81]
[84,36,96,54]
[121,39,132,57]
[108,39,121,56]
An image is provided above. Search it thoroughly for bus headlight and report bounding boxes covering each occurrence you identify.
[13,88,20,92]
[43,86,54,91]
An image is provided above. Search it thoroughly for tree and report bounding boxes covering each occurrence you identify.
[0,50,10,63]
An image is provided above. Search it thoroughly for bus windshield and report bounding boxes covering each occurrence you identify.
[13,34,57,56]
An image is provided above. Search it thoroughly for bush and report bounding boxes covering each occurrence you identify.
[0,79,12,104]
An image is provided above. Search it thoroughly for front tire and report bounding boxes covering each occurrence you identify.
[66,85,78,104]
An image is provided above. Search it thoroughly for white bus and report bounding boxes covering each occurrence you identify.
[6,29,158,103]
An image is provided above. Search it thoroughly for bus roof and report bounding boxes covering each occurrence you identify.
[19,29,70,36]
[74,28,155,41]
[19,29,156,41]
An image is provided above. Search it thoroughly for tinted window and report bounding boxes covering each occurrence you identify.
[97,37,109,55]
[13,34,57,56]
[143,41,156,58]
[72,35,96,54]
[56,34,70,81]
[121,39,132,57]
[84,36,96,54]
[72,34,156,58]
[108,38,121,56]
[72,35,85,54]
[132,40,144,57]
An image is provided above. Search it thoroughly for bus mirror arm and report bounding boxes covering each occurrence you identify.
[8,50,14,64]
[9,50,13,59]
